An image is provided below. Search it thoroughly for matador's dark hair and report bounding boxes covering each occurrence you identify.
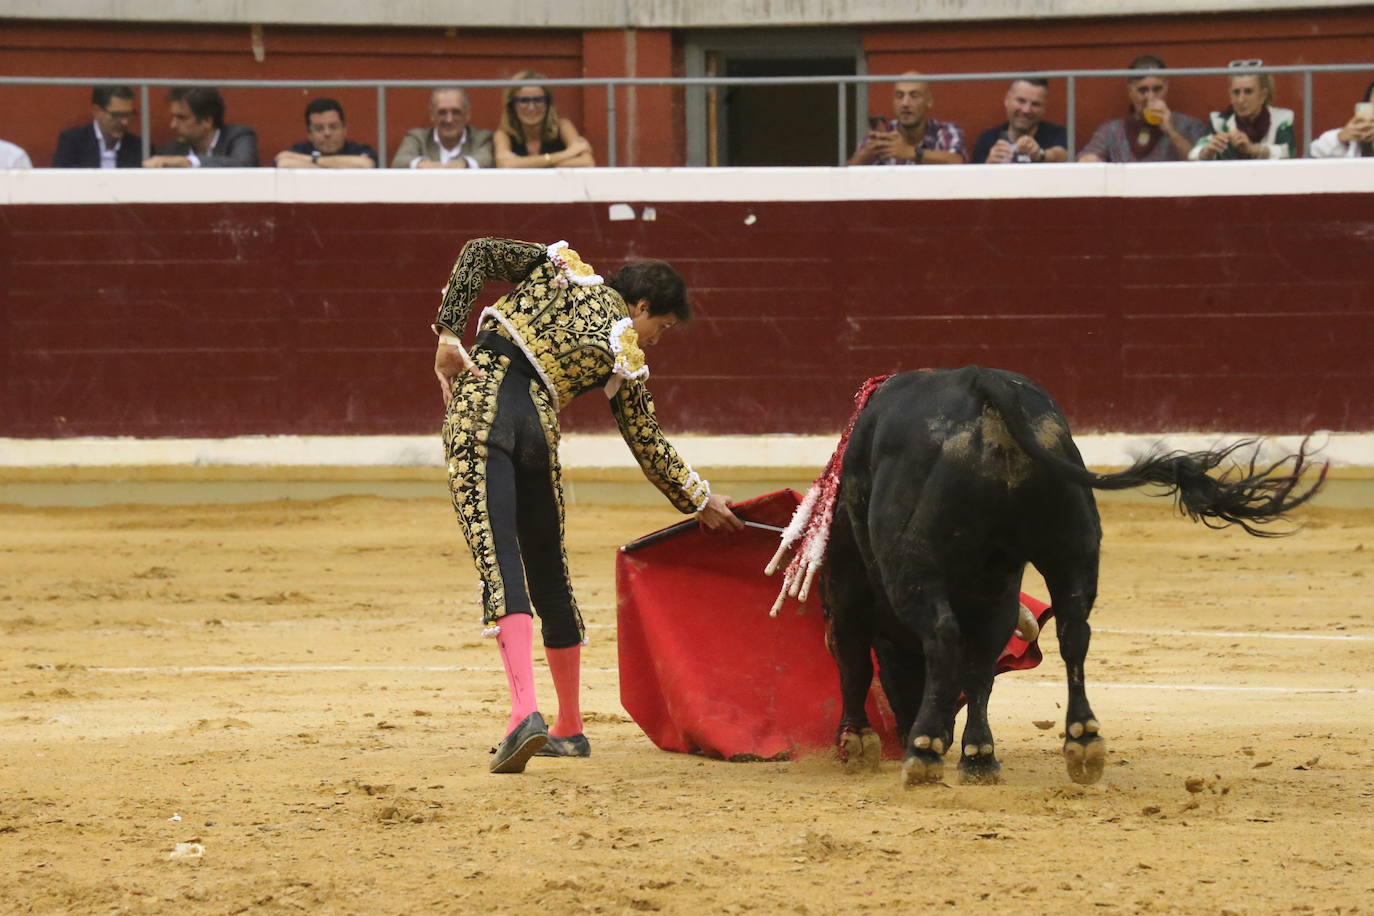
[609,260,691,322]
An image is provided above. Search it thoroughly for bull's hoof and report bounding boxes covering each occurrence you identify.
[1063,732,1106,785]
[902,751,944,787]
[958,743,1001,785]
[860,728,881,770]
[837,727,881,773]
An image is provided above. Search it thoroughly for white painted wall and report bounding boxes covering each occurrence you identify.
[5,159,1374,206]
[3,432,1370,470]
[0,0,1364,28]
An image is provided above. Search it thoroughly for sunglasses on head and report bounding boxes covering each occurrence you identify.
[1227,59,1264,69]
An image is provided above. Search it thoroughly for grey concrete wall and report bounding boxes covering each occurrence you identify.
[0,0,1364,28]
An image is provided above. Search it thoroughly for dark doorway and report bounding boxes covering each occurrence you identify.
[715,57,858,167]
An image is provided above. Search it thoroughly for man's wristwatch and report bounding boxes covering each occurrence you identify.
[311,150,321,163]
[915,147,925,164]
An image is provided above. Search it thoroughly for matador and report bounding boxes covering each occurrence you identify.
[432,237,742,773]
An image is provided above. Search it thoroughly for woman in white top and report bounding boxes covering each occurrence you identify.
[1311,78,1374,159]
[1190,71,1295,161]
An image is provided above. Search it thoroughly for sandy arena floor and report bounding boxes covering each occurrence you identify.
[1,491,1372,915]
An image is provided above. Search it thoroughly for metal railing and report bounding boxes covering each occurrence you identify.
[3,64,1371,166]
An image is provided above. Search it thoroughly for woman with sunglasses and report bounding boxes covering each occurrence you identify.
[1190,65,1295,161]
[494,70,596,168]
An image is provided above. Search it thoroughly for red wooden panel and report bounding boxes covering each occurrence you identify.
[11,294,293,326]
[1120,315,1374,375]
[3,194,1371,439]
[1118,282,1371,316]
[6,261,281,295]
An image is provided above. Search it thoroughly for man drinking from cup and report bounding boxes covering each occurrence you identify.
[1079,55,1207,162]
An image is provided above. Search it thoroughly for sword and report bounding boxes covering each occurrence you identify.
[621,515,784,552]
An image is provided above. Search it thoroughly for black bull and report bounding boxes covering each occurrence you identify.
[821,366,1325,787]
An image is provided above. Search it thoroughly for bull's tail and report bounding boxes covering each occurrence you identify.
[974,370,1328,537]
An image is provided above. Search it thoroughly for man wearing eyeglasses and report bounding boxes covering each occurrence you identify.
[52,85,144,169]
[390,87,495,169]
[274,98,377,169]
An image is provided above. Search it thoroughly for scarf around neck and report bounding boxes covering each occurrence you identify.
[1125,107,1163,160]
[1221,104,1271,144]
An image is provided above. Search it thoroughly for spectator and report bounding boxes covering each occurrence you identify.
[391,87,494,169]
[52,85,143,169]
[1078,56,1207,163]
[143,87,258,168]
[1311,78,1374,159]
[493,71,595,168]
[1,137,32,168]
[847,72,966,165]
[1189,66,1295,160]
[971,78,1068,164]
[274,98,377,169]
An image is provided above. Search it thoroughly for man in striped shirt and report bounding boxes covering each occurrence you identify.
[848,72,967,166]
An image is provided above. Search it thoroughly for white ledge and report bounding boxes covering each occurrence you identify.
[0,0,1367,29]
[3,160,1373,206]
[1,433,1369,469]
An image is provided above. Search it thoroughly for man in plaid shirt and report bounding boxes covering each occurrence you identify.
[848,72,967,165]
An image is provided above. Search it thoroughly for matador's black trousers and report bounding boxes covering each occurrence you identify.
[442,332,584,649]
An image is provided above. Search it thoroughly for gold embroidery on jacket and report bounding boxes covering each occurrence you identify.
[438,237,710,516]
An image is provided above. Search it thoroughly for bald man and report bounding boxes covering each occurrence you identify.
[848,73,967,165]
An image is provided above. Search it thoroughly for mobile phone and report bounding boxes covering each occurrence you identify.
[868,116,888,131]
[1356,102,1374,119]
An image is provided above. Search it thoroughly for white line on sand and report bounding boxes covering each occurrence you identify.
[84,664,1372,694]
[1019,681,1372,694]
[1094,627,1371,642]
[143,614,1369,642]
[94,664,565,673]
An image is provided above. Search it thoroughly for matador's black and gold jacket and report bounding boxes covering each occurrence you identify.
[436,237,711,514]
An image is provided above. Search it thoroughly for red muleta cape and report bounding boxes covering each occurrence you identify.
[616,489,1053,761]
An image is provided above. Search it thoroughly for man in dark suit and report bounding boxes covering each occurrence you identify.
[274,97,377,168]
[52,85,144,169]
[143,87,258,168]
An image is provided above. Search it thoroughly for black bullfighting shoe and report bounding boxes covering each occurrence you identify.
[534,732,591,758]
[489,712,549,773]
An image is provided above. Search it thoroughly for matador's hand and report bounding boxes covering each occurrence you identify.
[435,340,484,406]
[696,492,745,532]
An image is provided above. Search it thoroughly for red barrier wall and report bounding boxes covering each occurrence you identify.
[3,179,1370,439]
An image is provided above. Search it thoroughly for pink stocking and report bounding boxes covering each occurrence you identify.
[494,613,537,734]
[545,645,583,738]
